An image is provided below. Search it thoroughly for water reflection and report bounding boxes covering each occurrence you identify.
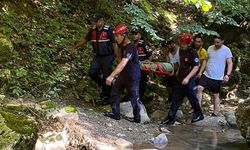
[135,125,248,150]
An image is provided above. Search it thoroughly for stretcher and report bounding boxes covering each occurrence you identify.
[140,61,176,76]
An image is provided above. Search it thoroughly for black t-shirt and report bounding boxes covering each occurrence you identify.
[136,40,151,61]
[178,47,199,81]
[120,43,141,80]
[85,24,115,56]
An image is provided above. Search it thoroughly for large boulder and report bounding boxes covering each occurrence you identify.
[120,101,150,123]
[224,111,237,128]
[235,99,250,145]
[192,115,229,128]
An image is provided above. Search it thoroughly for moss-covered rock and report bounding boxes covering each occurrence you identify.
[235,99,250,145]
[0,108,38,150]
[0,33,13,64]
[39,100,57,110]
[0,113,20,149]
[64,106,78,113]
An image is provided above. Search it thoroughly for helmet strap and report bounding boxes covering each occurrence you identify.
[121,34,126,46]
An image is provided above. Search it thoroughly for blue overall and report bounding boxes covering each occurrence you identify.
[110,43,141,120]
[136,39,151,101]
[167,47,202,121]
[85,24,115,100]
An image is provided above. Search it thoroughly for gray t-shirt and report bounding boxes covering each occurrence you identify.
[168,48,180,64]
[204,45,233,80]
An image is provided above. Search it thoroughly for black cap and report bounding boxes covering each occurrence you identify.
[131,28,141,34]
[93,13,104,22]
[162,37,175,47]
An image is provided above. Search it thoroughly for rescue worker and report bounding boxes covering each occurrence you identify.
[164,39,180,103]
[131,28,151,102]
[71,14,118,105]
[104,23,141,123]
[161,33,204,125]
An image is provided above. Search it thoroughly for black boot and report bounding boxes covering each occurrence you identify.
[104,112,120,120]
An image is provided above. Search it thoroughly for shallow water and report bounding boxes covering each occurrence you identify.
[134,125,249,150]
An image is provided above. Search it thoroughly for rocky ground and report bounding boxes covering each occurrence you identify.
[34,94,244,150]
[1,87,248,150]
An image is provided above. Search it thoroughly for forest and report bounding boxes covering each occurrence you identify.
[0,0,249,149]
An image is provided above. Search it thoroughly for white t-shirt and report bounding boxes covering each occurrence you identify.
[204,45,233,80]
[168,48,180,64]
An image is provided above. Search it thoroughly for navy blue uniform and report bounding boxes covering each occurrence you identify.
[110,43,141,121]
[136,40,151,61]
[85,25,115,101]
[166,47,202,122]
[136,40,151,101]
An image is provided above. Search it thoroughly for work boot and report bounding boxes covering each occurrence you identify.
[191,112,204,123]
[104,112,120,120]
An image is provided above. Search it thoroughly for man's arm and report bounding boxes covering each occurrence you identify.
[223,57,233,82]
[106,58,129,85]
[182,66,199,85]
[74,38,87,49]
[197,59,207,78]
[113,43,121,61]
[71,38,88,56]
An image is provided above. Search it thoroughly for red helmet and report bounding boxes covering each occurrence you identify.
[113,23,129,35]
[179,33,193,44]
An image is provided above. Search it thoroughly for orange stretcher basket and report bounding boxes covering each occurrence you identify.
[140,62,176,76]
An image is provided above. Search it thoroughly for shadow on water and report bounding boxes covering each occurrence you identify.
[135,125,249,150]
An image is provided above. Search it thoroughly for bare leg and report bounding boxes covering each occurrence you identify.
[212,93,220,115]
[196,85,205,108]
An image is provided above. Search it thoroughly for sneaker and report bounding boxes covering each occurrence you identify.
[161,118,175,125]
[211,113,217,117]
[104,112,120,120]
[191,113,204,123]
[125,117,140,123]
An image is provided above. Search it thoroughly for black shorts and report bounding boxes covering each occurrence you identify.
[198,75,222,93]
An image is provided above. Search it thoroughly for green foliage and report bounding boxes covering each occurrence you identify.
[0,0,249,101]
[177,23,219,35]
[214,0,250,17]
[183,0,213,12]
[205,11,240,27]
[0,1,97,98]
[156,8,177,24]
[124,3,163,41]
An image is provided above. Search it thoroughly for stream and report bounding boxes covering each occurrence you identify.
[135,125,248,150]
